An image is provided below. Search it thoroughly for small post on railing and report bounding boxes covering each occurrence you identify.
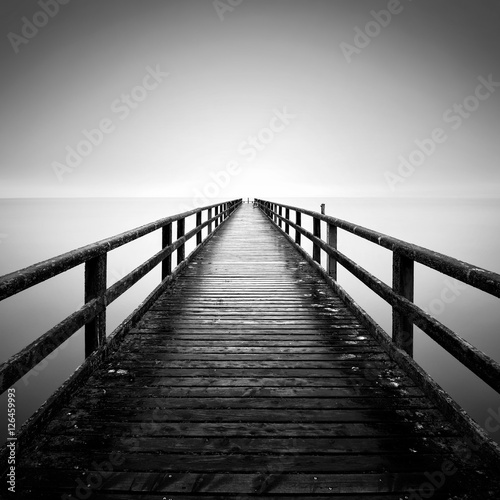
[313,216,321,264]
[278,206,282,228]
[84,253,107,358]
[196,210,202,246]
[295,211,301,245]
[208,207,213,234]
[393,252,414,357]
[215,205,219,228]
[285,208,290,235]
[177,217,185,265]
[162,222,172,279]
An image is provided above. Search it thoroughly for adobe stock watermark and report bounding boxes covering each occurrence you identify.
[340,0,412,63]
[51,65,169,182]
[184,106,296,210]
[422,278,466,317]
[385,74,500,191]
[7,0,71,54]
[406,405,500,499]
[213,0,243,22]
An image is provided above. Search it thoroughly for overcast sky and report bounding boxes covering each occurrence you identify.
[0,0,499,199]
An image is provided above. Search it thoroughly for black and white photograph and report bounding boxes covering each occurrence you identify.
[1,1,500,498]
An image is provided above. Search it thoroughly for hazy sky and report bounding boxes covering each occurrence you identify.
[1,0,499,199]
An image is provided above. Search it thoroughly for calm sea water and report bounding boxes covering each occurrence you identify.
[1,196,499,446]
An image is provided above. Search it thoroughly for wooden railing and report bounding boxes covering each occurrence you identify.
[0,199,242,395]
[255,199,500,396]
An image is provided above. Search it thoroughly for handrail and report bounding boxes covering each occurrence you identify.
[0,199,242,393]
[255,198,500,396]
[256,200,500,297]
[0,200,240,301]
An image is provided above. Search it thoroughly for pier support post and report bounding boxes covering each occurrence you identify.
[84,253,107,358]
[392,252,414,356]
[177,218,185,265]
[162,223,172,279]
[196,211,202,246]
[327,223,337,280]
[313,217,321,264]
[208,208,213,234]
[295,211,302,245]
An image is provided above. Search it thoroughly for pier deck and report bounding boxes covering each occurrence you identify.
[7,204,500,498]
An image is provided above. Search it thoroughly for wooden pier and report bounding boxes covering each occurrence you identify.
[1,200,500,498]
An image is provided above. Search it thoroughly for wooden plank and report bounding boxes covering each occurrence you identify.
[93,368,399,379]
[22,451,456,474]
[50,407,443,425]
[15,469,492,496]
[42,420,458,438]
[72,395,434,410]
[41,434,458,456]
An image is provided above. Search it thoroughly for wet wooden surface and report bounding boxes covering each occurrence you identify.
[12,204,500,498]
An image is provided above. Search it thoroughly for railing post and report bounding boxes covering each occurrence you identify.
[393,252,414,356]
[177,217,185,265]
[162,222,172,280]
[215,205,219,228]
[313,216,321,264]
[285,208,290,235]
[278,206,282,228]
[327,223,337,280]
[295,211,301,245]
[84,253,107,358]
[196,211,202,246]
[208,207,212,234]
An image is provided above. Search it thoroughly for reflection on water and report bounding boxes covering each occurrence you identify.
[1,196,499,445]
